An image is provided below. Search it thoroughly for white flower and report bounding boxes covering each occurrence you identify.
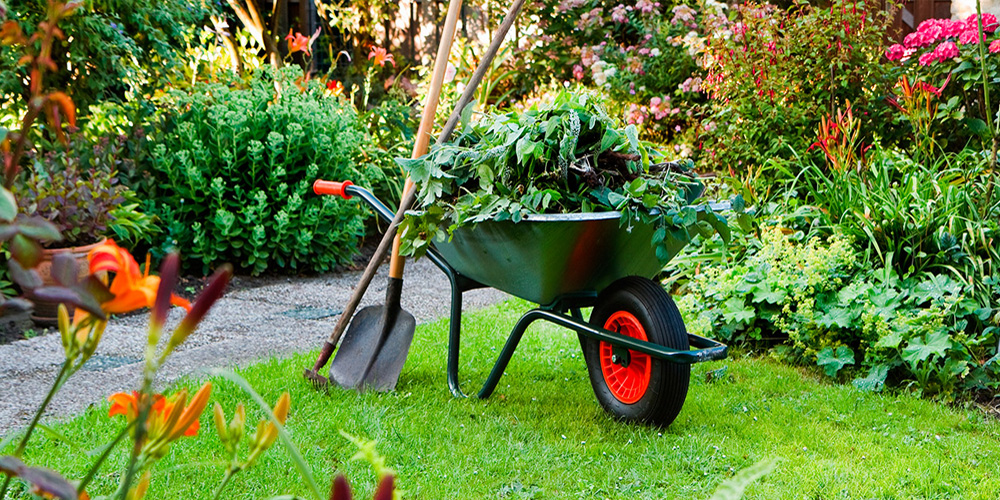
[649,48,661,57]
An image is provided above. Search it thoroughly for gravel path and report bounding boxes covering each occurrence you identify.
[0,258,507,435]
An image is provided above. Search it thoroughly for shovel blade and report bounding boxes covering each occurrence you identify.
[329,305,416,392]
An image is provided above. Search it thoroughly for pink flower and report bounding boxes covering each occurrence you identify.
[918,51,937,66]
[921,25,944,42]
[942,20,966,38]
[903,31,933,48]
[991,39,1000,53]
[959,29,980,45]
[966,13,1000,33]
[611,4,628,23]
[933,41,959,62]
[573,64,585,80]
[650,96,662,106]
[917,18,943,33]
[885,43,906,61]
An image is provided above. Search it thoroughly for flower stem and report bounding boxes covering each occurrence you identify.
[77,420,134,495]
[13,361,71,456]
[0,360,71,498]
[212,468,238,500]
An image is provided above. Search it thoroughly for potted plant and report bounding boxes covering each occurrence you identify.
[14,134,155,325]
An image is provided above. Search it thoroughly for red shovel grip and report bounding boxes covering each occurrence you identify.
[313,180,354,199]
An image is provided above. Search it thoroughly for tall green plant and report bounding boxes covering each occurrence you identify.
[141,67,372,275]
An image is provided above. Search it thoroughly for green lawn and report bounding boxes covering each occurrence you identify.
[6,299,1000,499]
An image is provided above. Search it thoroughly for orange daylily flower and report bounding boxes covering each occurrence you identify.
[88,240,191,314]
[108,383,211,440]
[108,391,165,421]
[368,46,395,67]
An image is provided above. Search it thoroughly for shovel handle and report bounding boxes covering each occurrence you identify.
[314,180,354,199]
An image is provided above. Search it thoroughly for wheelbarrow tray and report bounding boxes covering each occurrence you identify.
[432,212,685,306]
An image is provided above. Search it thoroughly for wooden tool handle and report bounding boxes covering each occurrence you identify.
[388,0,463,280]
[310,0,526,373]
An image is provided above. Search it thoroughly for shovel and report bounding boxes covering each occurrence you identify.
[327,0,462,391]
[305,0,527,391]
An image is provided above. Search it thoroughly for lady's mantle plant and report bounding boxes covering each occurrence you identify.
[397,90,738,259]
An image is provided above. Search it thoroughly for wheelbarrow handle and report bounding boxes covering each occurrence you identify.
[313,179,354,199]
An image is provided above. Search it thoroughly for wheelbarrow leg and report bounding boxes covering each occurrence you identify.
[446,276,466,398]
[478,309,549,398]
[426,248,485,398]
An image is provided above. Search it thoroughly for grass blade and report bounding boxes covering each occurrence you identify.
[708,457,779,500]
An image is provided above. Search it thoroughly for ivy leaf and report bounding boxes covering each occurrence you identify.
[751,282,787,305]
[699,211,731,244]
[606,191,627,209]
[874,330,904,349]
[912,274,962,304]
[817,346,855,377]
[623,124,640,153]
[599,128,620,153]
[902,332,952,365]
[965,118,990,138]
[0,187,16,223]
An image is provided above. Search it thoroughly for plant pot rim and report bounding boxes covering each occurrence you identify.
[41,237,108,255]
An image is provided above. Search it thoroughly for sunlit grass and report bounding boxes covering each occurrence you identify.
[6,299,1000,499]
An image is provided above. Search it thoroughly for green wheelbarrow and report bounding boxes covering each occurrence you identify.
[315,180,728,427]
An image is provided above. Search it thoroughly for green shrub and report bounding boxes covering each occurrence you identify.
[0,0,210,120]
[773,146,1000,309]
[140,67,371,275]
[676,227,1000,398]
[15,133,155,248]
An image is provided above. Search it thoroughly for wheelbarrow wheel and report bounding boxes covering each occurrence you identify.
[583,276,690,427]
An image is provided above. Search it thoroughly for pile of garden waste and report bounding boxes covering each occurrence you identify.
[397,90,740,259]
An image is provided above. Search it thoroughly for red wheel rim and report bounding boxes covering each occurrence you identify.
[599,311,651,404]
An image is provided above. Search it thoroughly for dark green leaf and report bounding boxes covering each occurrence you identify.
[817,346,854,377]
[902,332,952,365]
[852,364,889,392]
[9,234,43,269]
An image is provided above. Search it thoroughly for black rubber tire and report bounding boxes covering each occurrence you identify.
[583,276,690,427]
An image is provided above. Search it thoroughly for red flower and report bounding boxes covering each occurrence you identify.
[326,79,344,96]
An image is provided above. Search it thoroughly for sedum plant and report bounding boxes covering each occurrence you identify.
[140,66,373,275]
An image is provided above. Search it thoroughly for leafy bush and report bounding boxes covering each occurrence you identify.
[140,67,372,275]
[0,0,211,119]
[15,133,155,248]
[700,0,896,169]
[676,227,1000,398]
[774,146,1000,307]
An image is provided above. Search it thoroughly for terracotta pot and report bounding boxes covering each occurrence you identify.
[30,238,106,327]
